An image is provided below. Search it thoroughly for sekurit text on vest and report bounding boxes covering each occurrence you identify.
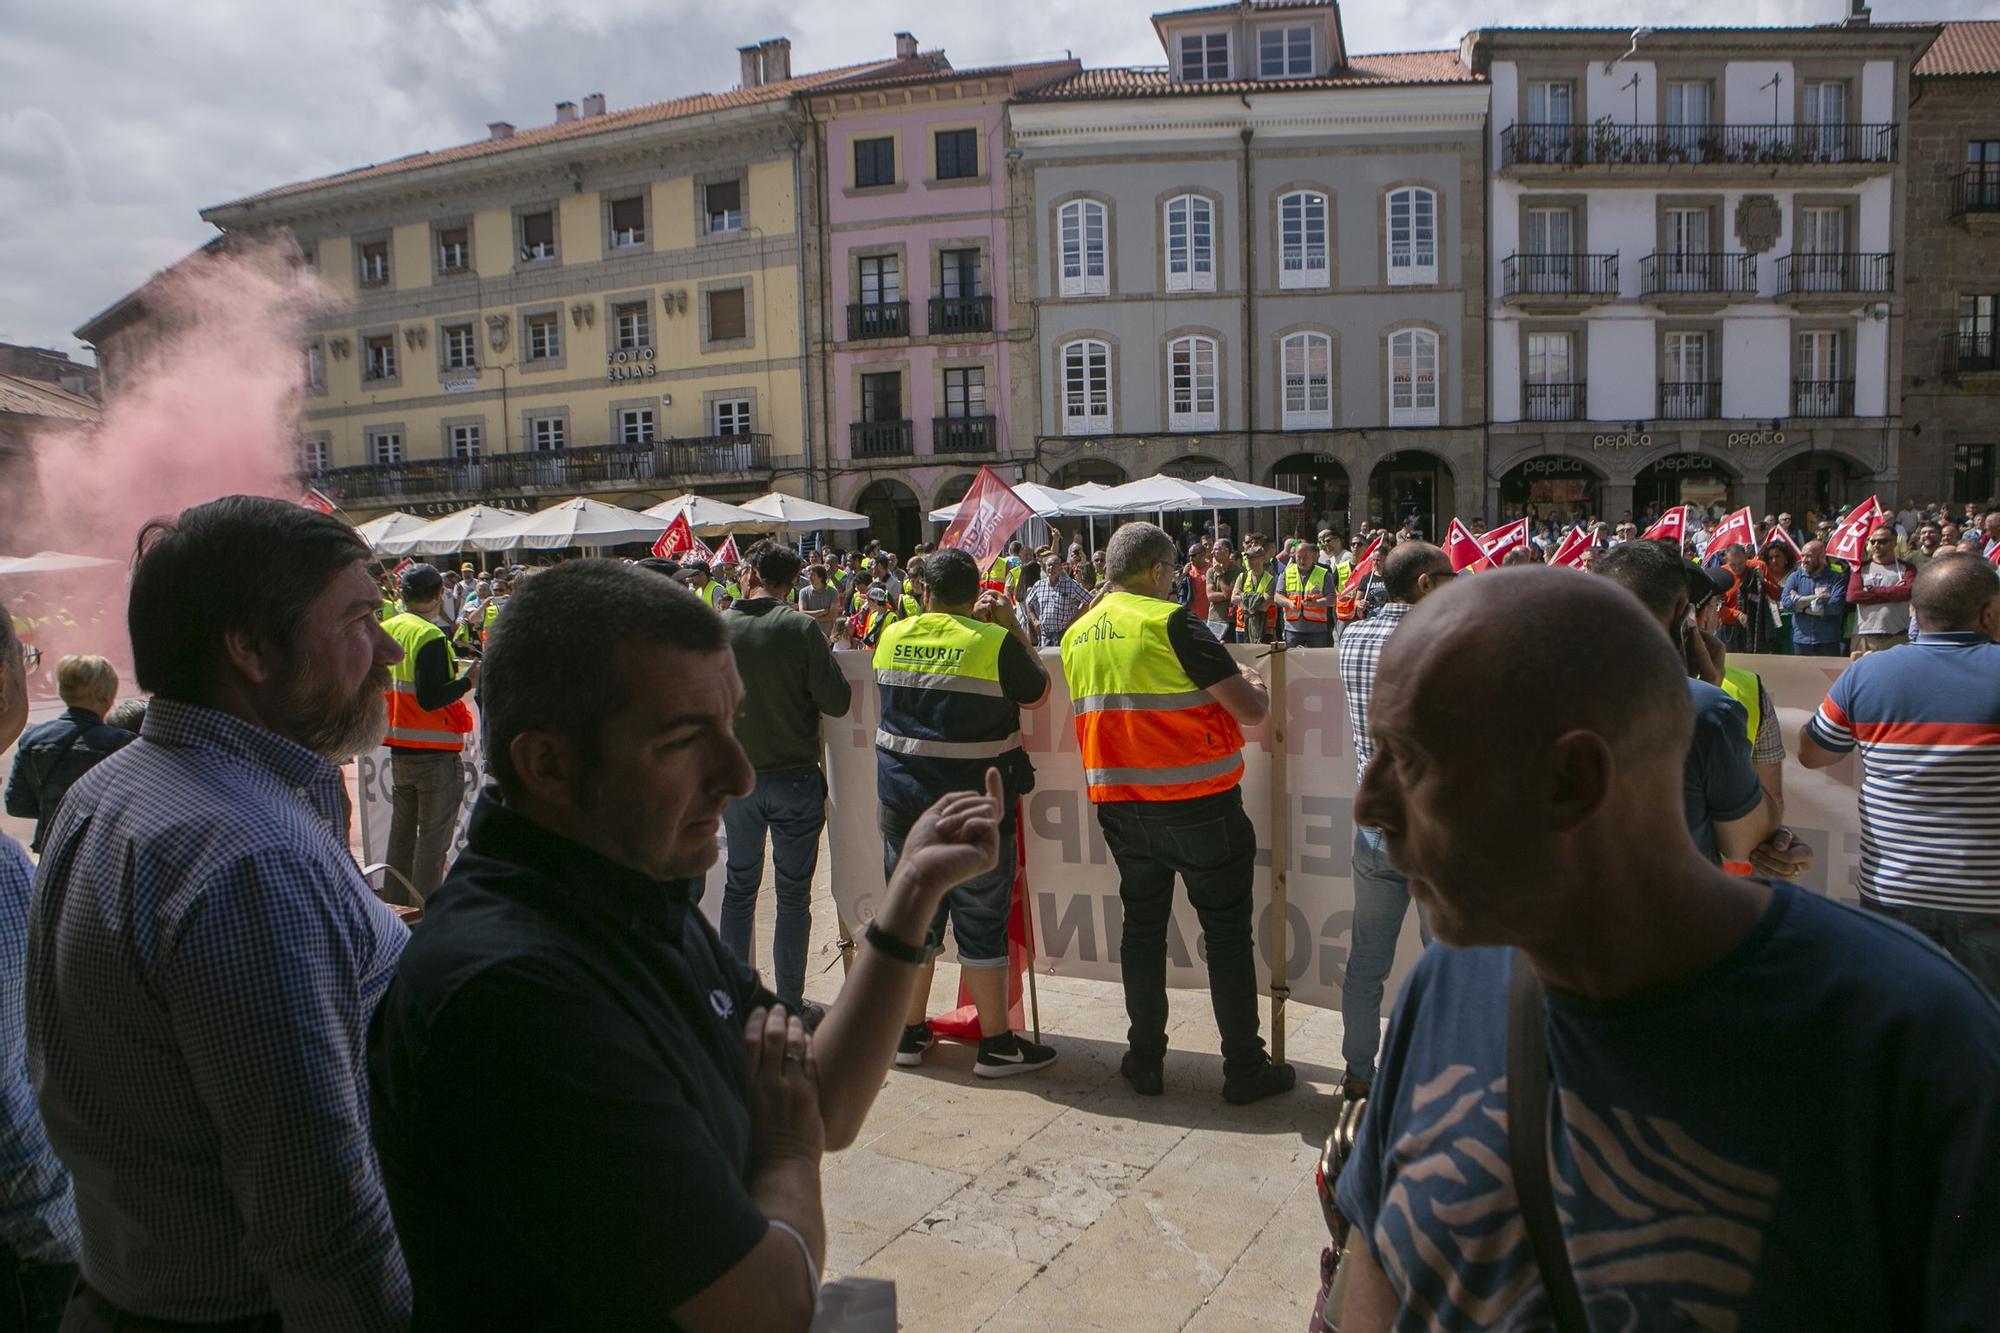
[892,642,967,667]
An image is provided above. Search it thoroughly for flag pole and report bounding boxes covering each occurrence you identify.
[1019,795,1041,1046]
[1266,639,1291,1066]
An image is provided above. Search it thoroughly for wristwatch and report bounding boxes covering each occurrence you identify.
[865,919,928,965]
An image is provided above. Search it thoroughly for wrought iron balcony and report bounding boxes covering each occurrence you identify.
[1942,332,2000,381]
[1500,122,1897,170]
[309,433,771,505]
[1522,382,1586,422]
[851,420,914,458]
[846,300,909,340]
[1792,379,1856,418]
[1501,253,1619,300]
[1639,252,1757,298]
[1775,252,1894,297]
[929,295,993,335]
[933,414,998,453]
[1950,165,2000,219]
[1658,380,1722,420]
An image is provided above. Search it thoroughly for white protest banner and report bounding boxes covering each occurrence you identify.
[823,648,1870,1015]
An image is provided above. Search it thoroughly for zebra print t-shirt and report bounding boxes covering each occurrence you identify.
[1334,882,2000,1331]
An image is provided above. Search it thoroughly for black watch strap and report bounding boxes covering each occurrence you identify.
[865,919,928,965]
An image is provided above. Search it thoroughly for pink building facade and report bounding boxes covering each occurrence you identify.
[810,54,1076,551]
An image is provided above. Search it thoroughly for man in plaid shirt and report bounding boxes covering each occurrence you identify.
[1334,541,1454,1102]
[1022,552,1093,648]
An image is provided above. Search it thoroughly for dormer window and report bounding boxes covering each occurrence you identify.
[1259,27,1314,78]
[1178,31,1230,82]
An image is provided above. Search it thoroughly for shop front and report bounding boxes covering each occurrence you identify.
[1268,452,1353,542]
[1497,454,1603,524]
[1635,452,1737,521]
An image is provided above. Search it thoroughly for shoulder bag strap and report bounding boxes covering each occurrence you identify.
[1507,949,1590,1333]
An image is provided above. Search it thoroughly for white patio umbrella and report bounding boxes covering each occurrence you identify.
[739,492,870,534]
[351,511,430,549]
[375,505,531,558]
[926,481,1094,523]
[641,493,773,535]
[0,551,118,576]
[483,497,673,551]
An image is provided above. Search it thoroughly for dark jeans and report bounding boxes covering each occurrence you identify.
[879,801,1018,969]
[1284,626,1333,649]
[58,1285,278,1333]
[387,747,466,905]
[1793,639,1847,657]
[719,767,828,1007]
[0,1247,73,1333]
[1094,788,1268,1077]
[1868,901,2000,1003]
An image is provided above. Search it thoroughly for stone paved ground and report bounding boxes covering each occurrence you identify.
[2,704,1350,1330]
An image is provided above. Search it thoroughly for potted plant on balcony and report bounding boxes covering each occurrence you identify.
[1590,117,1620,166]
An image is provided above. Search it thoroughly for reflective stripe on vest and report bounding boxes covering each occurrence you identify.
[1719,665,1762,746]
[1233,570,1278,633]
[1059,590,1244,803]
[381,612,469,751]
[874,729,1025,759]
[1283,564,1329,623]
[871,613,1024,778]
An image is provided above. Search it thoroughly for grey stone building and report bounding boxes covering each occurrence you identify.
[1008,0,1487,540]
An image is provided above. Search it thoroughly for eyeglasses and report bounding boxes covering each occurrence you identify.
[18,643,39,674]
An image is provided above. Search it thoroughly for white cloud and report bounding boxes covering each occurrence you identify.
[0,0,1982,357]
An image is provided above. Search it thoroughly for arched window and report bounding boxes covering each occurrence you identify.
[1060,338,1113,435]
[1058,199,1109,297]
[1388,328,1440,426]
[1167,335,1219,432]
[1280,331,1333,430]
[1386,186,1438,287]
[1164,193,1215,292]
[1278,190,1330,289]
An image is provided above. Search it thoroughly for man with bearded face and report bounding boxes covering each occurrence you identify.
[26,496,413,1332]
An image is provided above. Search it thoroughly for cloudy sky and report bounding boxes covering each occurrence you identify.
[1,0,1981,360]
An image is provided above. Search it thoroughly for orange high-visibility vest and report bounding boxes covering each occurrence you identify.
[1283,563,1330,624]
[381,613,474,751]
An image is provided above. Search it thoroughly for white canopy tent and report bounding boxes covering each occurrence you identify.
[0,551,118,576]
[375,505,534,558]
[641,494,773,535]
[352,512,430,549]
[483,497,673,551]
[925,481,1098,524]
[1079,475,1302,550]
[739,492,870,534]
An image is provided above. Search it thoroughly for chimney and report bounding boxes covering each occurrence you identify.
[1844,0,1871,25]
[760,37,792,83]
[488,121,515,140]
[739,43,764,88]
[895,31,918,60]
[554,100,578,123]
[582,92,606,117]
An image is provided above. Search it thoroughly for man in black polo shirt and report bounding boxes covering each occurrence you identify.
[367,560,1007,1330]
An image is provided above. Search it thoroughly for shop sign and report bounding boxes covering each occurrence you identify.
[1726,430,1785,449]
[607,347,658,383]
[410,495,537,517]
[1514,457,1596,479]
[440,374,480,394]
[1644,454,1726,475]
[1591,432,1654,450]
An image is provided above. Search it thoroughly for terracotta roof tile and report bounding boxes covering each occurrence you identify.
[0,373,100,425]
[1020,49,1479,100]
[814,56,1079,96]
[1153,0,1330,19]
[1915,21,2000,77]
[208,59,897,213]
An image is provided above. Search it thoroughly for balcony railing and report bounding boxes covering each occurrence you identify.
[1775,252,1894,296]
[1950,165,2000,219]
[1523,382,1586,421]
[311,433,771,505]
[1639,252,1757,297]
[1502,253,1619,299]
[1658,380,1722,420]
[1942,332,2000,381]
[933,414,998,453]
[846,300,909,340]
[929,295,993,335]
[1500,122,1898,169]
[851,420,914,458]
[1792,379,1856,418]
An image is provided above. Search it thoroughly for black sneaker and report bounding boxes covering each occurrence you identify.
[1119,1052,1164,1096]
[1222,1060,1298,1106]
[895,1022,935,1067]
[973,1032,1057,1079]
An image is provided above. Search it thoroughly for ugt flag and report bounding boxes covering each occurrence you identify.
[940,466,1034,571]
[1825,496,1883,564]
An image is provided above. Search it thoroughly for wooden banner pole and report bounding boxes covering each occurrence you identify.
[1266,640,1291,1066]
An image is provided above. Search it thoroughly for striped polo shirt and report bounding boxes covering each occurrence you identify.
[1804,632,2000,912]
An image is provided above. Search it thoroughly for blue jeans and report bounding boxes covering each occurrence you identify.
[1793,639,1846,657]
[720,767,828,1007]
[1285,626,1333,648]
[881,801,1017,969]
[1340,825,1431,1083]
[1869,901,2000,1003]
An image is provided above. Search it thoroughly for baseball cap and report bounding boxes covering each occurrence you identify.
[865,584,888,603]
[400,563,444,601]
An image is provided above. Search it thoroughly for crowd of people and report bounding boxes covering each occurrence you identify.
[0,486,1992,1330]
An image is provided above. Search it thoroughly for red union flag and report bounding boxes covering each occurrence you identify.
[299,487,337,514]
[1703,507,1759,561]
[940,466,1034,571]
[1641,505,1690,545]
[1478,517,1531,564]
[1549,525,1592,568]
[652,512,711,562]
[1345,533,1384,583]
[1765,522,1802,558]
[1825,496,1883,564]
[1443,519,1488,573]
[388,557,413,579]
[713,535,741,566]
